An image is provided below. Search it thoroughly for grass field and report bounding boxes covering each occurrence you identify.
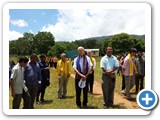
[9,56,137,109]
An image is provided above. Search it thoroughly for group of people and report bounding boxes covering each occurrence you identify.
[45,56,58,69]
[115,49,145,99]
[10,54,50,109]
[121,49,145,100]
[9,46,145,109]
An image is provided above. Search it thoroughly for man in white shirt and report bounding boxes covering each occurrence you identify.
[100,46,119,108]
[10,57,30,109]
[73,46,92,108]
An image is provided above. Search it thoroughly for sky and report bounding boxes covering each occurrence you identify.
[9,9,145,41]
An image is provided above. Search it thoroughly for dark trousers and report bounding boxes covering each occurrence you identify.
[88,71,94,93]
[26,84,38,109]
[22,90,31,109]
[135,75,145,93]
[75,79,88,106]
[36,81,46,101]
[122,75,125,90]
[102,74,116,107]
[12,94,22,109]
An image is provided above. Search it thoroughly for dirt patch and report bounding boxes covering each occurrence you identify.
[92,80,139,109]
[71,74,139,109]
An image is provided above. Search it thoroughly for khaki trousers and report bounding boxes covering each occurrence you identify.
[58,77,68,98]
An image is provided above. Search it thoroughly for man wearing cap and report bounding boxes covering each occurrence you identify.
[87,50,96,94]
[24,53,42,109]
[36,54,50,103]
[100,46,119,108]
[56,53,71,99]
[10,57,30,109]
[73,46,92,108]
[122,48,138,100]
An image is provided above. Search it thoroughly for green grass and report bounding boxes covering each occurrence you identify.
[9,68,106,109]
[9,56,131,109]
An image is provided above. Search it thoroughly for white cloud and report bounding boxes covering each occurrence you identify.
[10,19,28,27]
[41,9,145,41]
[9,30,23,40]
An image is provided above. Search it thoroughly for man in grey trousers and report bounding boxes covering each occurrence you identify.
[100,46,119,108]
[122,48,137,100]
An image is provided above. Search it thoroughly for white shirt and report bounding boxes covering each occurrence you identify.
[73,55,93,73]
[10,63,28,94]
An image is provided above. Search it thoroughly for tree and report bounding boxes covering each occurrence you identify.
[65,42,78,51]
[9,40,17,55]
[23,32,35,54]
[110,33,134,54]
[33,31,55,54]
[85,39,98,49]
[23,32,34,41]
[47,41,78,58]
[9,37,31,55]
[101,38,111,55]
[47,42,67,58]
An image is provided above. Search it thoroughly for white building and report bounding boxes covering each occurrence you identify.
[84,49,99,56]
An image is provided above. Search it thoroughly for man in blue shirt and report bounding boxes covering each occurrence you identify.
[100,46,119,108]
[24,53,42,109]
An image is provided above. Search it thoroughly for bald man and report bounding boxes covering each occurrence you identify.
[73,47,92,108]
[56,53,71,99]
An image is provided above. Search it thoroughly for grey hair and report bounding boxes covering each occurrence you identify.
[61,53,66,57]
[77,46,85,51]
[87,50,92,53]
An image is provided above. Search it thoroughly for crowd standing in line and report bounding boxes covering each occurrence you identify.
[9,46,145,109]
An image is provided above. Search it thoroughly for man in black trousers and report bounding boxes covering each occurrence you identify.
[87,50,96,94]
[36,54,50,103]
[24,53,42,109]
[73,46,92,108]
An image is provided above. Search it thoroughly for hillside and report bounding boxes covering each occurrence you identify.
[76,34,145,42]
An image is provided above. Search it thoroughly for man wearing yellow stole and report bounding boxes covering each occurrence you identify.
[122,48,138,100]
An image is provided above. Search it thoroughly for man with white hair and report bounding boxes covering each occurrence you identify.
[73,46,92,108]
[87,50,96,94]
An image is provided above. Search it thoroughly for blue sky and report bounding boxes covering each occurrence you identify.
[10,9,58,34]
[9,9,145,41]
